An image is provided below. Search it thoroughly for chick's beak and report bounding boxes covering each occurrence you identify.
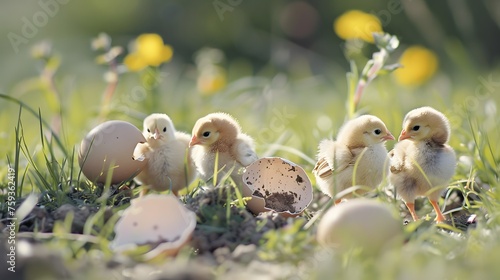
[382,132,395,141]
[189,135,200,147]
[152,128,160,140]
[399,129,410,141]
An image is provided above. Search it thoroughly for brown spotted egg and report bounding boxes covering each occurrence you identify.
[242,157,313,216]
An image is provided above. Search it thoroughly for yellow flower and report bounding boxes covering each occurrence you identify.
[124,34,173,71]
[197,68,226,96]
[394,46,438,86]
[123,53,148,71]
[334,10,382,43]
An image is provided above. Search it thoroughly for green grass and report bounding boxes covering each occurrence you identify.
[1,32,500,279]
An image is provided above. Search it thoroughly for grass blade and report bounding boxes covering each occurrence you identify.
[0,93,67,156]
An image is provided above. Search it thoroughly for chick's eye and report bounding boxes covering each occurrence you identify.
[163,127,167,132]
[374,129,382,135]
[202,131,211,138]
[147,129,150,133]
[412,125,420,131]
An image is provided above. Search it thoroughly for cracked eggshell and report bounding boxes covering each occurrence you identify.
[242,157,313,217]
[111,194,197,259]
[317,199,403,254]
[78,120,147,184]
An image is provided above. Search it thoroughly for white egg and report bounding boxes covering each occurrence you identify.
[317,199,403,254]
[78,120,147,184]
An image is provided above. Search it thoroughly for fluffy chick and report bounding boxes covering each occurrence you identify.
[313,115,394,203]
[189,112,259,187]
[389,106,456,222]
[134,113,195,196]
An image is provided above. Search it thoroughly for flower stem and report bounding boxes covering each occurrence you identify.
[98,55,119,121]
[346,33,400,116]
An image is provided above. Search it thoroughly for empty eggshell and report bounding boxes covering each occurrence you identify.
[111,194,197,259]
[242,157,313,216]
[317,199,403,254]
[78,120,147,184]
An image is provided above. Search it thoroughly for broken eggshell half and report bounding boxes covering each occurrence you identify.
[242,157,313,217]
[111,194,197,259]
[78,120,147,184]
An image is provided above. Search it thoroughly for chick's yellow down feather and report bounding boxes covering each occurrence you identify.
[313,115,394,203]
[389,106,456,222]
[189,112,259,186]
[134,113,196,195]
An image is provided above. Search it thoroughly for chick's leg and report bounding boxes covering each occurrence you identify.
[405,202,419,221]
[430,200,446,223]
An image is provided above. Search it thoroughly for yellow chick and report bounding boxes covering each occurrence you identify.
[134,113,195,196]
[313,115,395,203]
[389,106,456,222]
[189,112,259,186]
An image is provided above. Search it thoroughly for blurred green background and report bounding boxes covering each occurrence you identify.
[1,0,500,176]
[1,3,500,278]
[2,0,500,85]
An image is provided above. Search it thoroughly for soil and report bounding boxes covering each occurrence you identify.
[1,201,116,234]
[252,190,297,213]
[0,183,294,280]
[264,192,297,213]
[0,185,290,257]
[185,186,288,254]
[0,184,480,280]
[2,203,105,234]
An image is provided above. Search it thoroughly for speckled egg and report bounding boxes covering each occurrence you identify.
[242,157,313,216]
[78,120,147,184]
